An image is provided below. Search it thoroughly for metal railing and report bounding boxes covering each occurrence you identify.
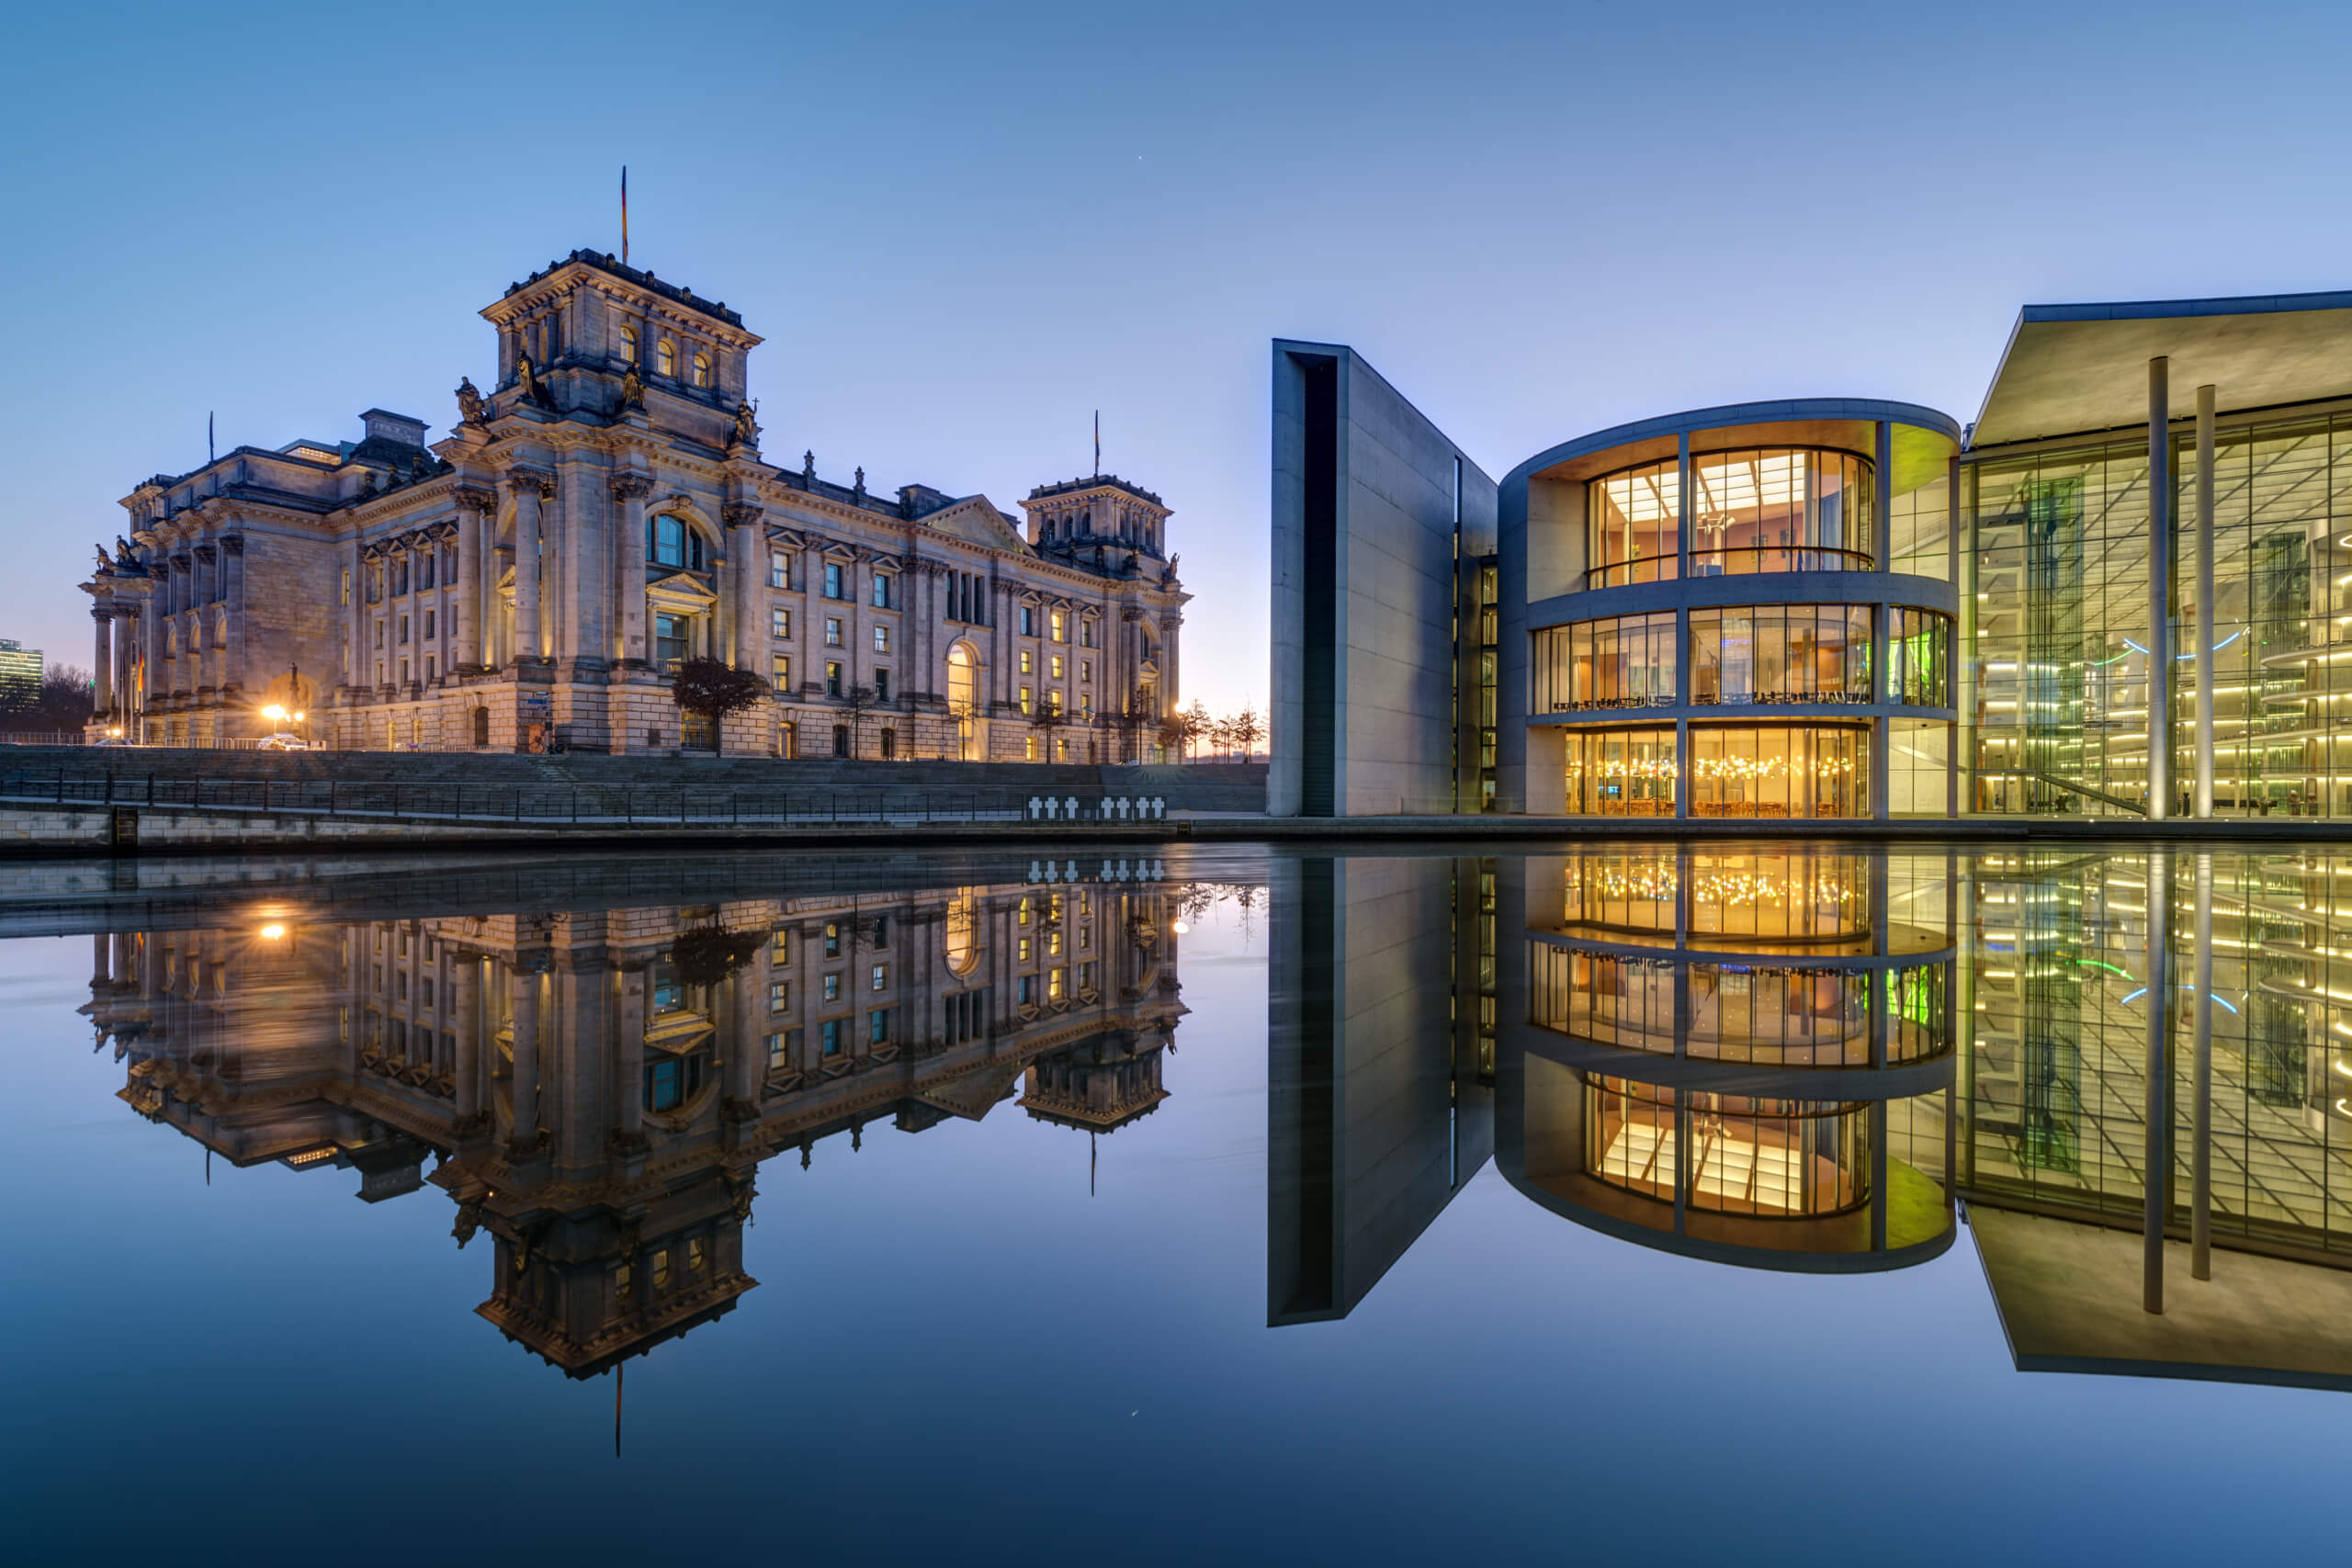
[0,770,1193,829]
[1585,545,1874,588]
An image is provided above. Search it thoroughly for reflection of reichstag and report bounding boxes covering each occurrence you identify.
[82,861,1193,1376]
[1270,848,2352,1393]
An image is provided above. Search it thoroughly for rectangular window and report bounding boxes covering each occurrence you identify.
[872,573,892,609]
[398,615,410,645]
[823,972,841,1001]
[879,727,896,759]
[1051,610,1067,643]
[824,921,841,956]
[874,669,890,702]
[821,1019,842,1056]
[1050,654,1064,680]
[769,550,791,589]
[1048,967,1065,1001]
[824,562,845,600]
[771,930,791,963]
[825,618,842,647]
[873,625,889,653]
[769,979,790,1012]
[1020,606,1036,637]
[870,963,887,991]
[1080,660,1091,682]
[1021,649,1034,675]
[1080,960,1097,990]
[772,607,791,639]
[425,656,435,682]
[825,660,842,698]
[399,659,409,684]
[340,569,351,606]
[868,1008,891,1045]
[1024,735,1036,760]
[1080,620,1095,649]
[1018,975,1035,1005]
[655,612,690,671]
[419,553,435,591]
[766,1031,786,1070]
[423,609,435,640]
[1018,936,1032,963]
[772,654,791,691]
[1020,685,1033,714]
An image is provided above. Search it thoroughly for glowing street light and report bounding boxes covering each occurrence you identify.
[258,924,287,942]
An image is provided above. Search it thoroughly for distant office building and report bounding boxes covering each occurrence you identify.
[0,638,40,703]
[1274,289,2352,823]
[82,247,1186,756]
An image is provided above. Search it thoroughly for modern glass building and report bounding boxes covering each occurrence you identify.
[1272,289,2352,823]
[1502,401,1961,820]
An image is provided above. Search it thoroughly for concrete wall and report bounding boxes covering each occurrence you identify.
[1271,342,1497,817]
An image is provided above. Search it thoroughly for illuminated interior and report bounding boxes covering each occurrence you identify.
[1589,447,1875,586]
[1586,1077,1869,1216]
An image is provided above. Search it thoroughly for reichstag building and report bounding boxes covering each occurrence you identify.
[82,248,1186,759]
[1272,288,2352,824]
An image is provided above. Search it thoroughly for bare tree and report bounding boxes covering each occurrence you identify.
[1183,699,1214,762]
[1228,706,1263,761]
[839,682,876,759]
[1027,699,1070,762]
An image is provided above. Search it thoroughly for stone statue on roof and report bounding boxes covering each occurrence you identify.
[619,365,645,411]
[455,376,484,424]
[94,546,111,574]
[732,400,759,447]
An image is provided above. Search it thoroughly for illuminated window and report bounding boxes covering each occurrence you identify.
[691,352,711,388]
[772,607,792,639]
[657,339,676,377]
[870,964,887,991]
[769,979,790,1012]
[873,625,889,653]
[769,549,791,589]
[823,972,841,1001]
[772,654,791,691]
[619,324,639,366]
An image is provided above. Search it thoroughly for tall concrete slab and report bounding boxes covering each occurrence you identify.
[1271,343,1497,817]
[1267,854,1495,1324]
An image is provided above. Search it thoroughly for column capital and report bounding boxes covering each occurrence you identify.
[504,468,555,501]
[609,473,654,502]
[453,482,500,513]
[721,501,764,530]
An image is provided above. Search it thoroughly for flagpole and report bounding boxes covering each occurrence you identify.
[621,166,629,265]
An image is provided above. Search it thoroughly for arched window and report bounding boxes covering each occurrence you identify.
[947,641,977,715]
[657,339,676,378]
[945,890,978,975]
[619,324,639,366]
[647,515,706,570]
[692,352,711,389]
[472,706,490,748]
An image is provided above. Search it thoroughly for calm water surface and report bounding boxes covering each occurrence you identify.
[5,841,2348,1564]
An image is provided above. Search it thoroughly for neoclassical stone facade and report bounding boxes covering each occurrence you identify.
[83,248,1187,758]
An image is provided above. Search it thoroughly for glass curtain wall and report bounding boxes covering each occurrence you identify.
[1689,605,1871,705]
[1564,727,1678,816]
[1969,414,2352,817]
[1532,615,1677,712]
[1531,946,1948,1066]
[1887,608,1951,706]
[1585,1078,1871,1216]
[1688,725,1868,818]
[1589,448,1876,587]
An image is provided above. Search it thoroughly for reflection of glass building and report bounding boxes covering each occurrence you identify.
[1274,291,2352,824]
[81,861,1193,1377]
[1501,850,1959,1270]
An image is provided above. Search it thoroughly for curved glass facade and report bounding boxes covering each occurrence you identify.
[1689,604,1871,705]
[1589,447,1874,587]
[1690,724,1869,818]
[1563,727,1679,816]
[1585,1078,1871,1216]
[1532,945,1950,1066]
[1532,613,1676,712]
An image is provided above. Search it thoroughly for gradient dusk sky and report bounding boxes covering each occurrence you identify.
[5,0,2350,715]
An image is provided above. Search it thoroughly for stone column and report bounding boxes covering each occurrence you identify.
[92,608,112,716]
[726,502,765,671]
[454,485,496,671]
[616,962,646,1146]
[509,966,541,1155]
[611,474,651,666]
[452,953,481,1126]
[219,538,245,696]
[510,470,550,663]
[113,610,133,721]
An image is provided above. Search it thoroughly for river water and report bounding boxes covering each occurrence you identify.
[5,842,2346,1563]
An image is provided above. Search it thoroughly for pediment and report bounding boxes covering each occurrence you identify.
[921,496,1032,553]
[647,570,718,605]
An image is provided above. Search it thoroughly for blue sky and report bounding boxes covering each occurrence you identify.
[5,0,2350,714]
